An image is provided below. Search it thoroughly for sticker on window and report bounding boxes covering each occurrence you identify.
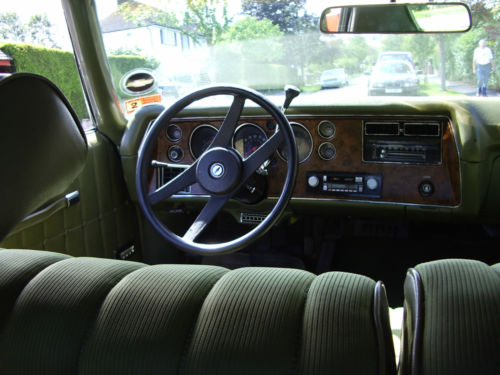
[124,94,162,114]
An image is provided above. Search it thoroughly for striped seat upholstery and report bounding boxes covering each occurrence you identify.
[0,249,395,375]
[400,259,500,375]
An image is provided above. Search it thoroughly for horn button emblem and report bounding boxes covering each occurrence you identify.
[210,162,225,179]
[196,147,242,194]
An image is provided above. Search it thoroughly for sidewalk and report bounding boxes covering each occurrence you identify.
[428,74,499,97]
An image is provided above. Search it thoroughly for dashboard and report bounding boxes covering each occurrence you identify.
[149,115,460,207]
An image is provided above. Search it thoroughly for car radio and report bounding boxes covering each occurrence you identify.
[306,172,382,198]
[362,121,442,165]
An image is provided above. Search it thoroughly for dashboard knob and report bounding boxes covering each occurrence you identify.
[366,177,378,190]
[308,175,320,188]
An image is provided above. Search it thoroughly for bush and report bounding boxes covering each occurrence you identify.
[0,42,160,118]
[0,43,88,118]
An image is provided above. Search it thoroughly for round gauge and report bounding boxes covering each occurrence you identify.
[166,124,182,142]
[318,142,336,160]
[318,120,336,139]
[189,124,218,159]
[232,123,268,158]
[278,122,313,164]
[167,145,184,162]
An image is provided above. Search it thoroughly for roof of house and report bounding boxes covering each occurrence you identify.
[100,12,139,33]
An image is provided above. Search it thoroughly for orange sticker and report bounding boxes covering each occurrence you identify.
[124,94,162,114]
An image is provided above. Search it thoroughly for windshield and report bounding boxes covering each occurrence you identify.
[92,0,496,112]
[375,62,414,75]
[2,1,496,118]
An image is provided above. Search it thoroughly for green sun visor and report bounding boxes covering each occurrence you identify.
[320,2,471,34]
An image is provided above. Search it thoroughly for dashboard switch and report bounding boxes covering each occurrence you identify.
[366,177,379,190]
[308,175,320,188]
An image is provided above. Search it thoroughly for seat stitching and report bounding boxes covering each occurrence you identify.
[74,263,145,374]
[291,275,315,375]
[176,270,228,375]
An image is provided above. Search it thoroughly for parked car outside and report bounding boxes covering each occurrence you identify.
[377,51,415,68]
[320,68,348,88]
[368,60,419,96]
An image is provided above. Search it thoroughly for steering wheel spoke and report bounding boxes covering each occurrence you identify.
[136,85,297,255]
[209,95,245,149]
[242,130,284,181]
[149,163,197,205]
[183,195,229,242]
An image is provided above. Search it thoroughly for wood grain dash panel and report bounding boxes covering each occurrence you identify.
[151,115,461,206]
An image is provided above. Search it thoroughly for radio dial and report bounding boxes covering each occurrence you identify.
[307,175,320,188]
[366,177,378,190]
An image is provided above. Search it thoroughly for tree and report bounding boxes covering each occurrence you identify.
[241,0,315,34]
[0,12,26,42]
[118,1,178,28]
[27,15,59,48]
[183,0,231,45]
[221,16,281,42]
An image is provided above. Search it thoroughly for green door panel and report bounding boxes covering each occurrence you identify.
[1,130,140,260]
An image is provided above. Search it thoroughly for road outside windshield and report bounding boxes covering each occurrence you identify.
[0,1,499,117]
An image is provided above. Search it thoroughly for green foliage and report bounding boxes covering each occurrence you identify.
[27,15,59,49]
[118,2,178,28]
[221,16,282,41]
[334,36,376,75]
[0,43,87,118]
[0,12,58,48]
[0,13,26,42]
[241,0,315,34]
[0,42,158,118]
[183,0,232,45]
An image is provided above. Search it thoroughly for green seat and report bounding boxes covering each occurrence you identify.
[0,249,396,375]
[0,73,87,241]
[399,259,500,375]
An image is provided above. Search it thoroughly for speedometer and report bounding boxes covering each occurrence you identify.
[232,123,268,158]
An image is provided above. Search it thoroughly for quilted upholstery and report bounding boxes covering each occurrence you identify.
[0,130,139,260]
[0,249,396,375]
[399,259,500,375]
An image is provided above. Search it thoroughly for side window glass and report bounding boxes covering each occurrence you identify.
[0,3,91,124]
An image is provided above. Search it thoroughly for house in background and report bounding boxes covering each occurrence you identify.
[100,10,208,91]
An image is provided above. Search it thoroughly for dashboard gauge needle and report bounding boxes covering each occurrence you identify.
[246,145,259,156]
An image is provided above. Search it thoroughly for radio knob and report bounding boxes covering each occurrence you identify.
[308,175,320,188]
[366,177,378,190]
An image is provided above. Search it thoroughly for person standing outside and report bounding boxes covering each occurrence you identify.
[473,39,494,97]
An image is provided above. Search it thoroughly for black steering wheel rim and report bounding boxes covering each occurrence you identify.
[136,85,298,255]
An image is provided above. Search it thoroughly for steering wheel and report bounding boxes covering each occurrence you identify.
[136,86,298,255]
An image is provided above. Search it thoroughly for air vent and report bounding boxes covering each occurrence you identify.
[403,122,440,137]
[364,122,399,136]
[155,164,191,193]
[240,213,267,224]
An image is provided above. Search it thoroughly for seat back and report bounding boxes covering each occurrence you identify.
[0,249,396,375]
[400,259,500,375]
[0,74,87,240]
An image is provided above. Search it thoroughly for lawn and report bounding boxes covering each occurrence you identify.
[419,83,466,97]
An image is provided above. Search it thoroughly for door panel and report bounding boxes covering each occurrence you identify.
[1,130,140,260]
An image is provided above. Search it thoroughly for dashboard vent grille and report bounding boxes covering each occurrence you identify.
[364,122,399,136]
[156,165,191,193]
[403,122,440,136]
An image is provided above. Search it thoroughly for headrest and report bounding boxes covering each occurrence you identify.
[0,73,88,240]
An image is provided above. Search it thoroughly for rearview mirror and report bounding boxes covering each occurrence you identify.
[320,2,471,34]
